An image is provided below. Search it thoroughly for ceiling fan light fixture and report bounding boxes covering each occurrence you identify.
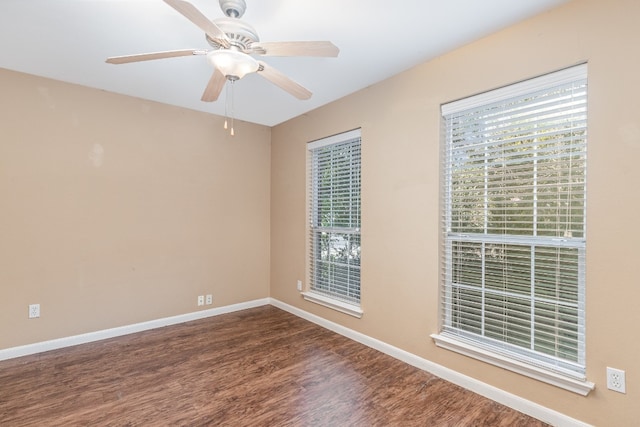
[207,49,259,80]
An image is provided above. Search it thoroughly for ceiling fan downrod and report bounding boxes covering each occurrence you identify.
[219,0,246,18]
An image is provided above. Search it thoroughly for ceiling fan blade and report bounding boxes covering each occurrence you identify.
[201,68,227,102]
[106,49,206,64]
[257,61,311,100]
[251,41,339,57]
[163,0,230,48]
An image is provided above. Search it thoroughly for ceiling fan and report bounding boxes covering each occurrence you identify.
[106,0,339,103]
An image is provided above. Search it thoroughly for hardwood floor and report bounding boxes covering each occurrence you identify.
[0,305,548,426]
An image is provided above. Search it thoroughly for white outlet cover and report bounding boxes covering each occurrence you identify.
[606,367,626,393]
[205,294,213,305]
[28,304,40,318]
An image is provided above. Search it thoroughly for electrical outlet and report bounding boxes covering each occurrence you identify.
[197,295,204,306]
[205,294,213,305]
[297,280,302,291]
[28,304,40,319]
[606,367,626,393]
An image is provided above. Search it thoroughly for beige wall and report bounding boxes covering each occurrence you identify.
[270,0,640,425]
[0,69,271,349]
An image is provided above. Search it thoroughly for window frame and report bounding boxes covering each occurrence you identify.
[303,129,363,318]
[432,65,594,395]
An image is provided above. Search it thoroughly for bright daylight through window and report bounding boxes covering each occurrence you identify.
[434,65,592,393]
[304,129,362,317]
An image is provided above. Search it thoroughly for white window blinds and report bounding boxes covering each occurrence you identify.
[308,129,362,306]
[440,64,588,379]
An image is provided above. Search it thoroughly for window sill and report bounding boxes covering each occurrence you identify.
[431,333,595,396]
[301,291,363,318]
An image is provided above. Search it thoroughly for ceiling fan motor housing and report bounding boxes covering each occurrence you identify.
[208,0,258,52]
[207,17,259,51]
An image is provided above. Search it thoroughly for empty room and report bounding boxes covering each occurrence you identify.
[1,0,638,425]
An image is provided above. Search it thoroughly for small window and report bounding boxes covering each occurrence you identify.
[434,65,594,395]
[304,129,362,317]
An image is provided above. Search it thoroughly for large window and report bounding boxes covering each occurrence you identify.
[304,129,362,317]
[434,65,593,394]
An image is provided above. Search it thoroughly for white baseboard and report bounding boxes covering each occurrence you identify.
[0,298,270,362]
[269,298,592,427]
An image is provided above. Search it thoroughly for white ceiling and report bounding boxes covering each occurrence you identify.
[0,0,569,127]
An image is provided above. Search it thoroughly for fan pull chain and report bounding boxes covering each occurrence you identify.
[224,82,229,131]
[230,78,235,136]
[222,78,236,136]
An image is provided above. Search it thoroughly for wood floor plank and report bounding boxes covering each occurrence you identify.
[0,306,548,426]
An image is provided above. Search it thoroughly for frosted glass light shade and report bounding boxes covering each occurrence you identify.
[207,50,259,79]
